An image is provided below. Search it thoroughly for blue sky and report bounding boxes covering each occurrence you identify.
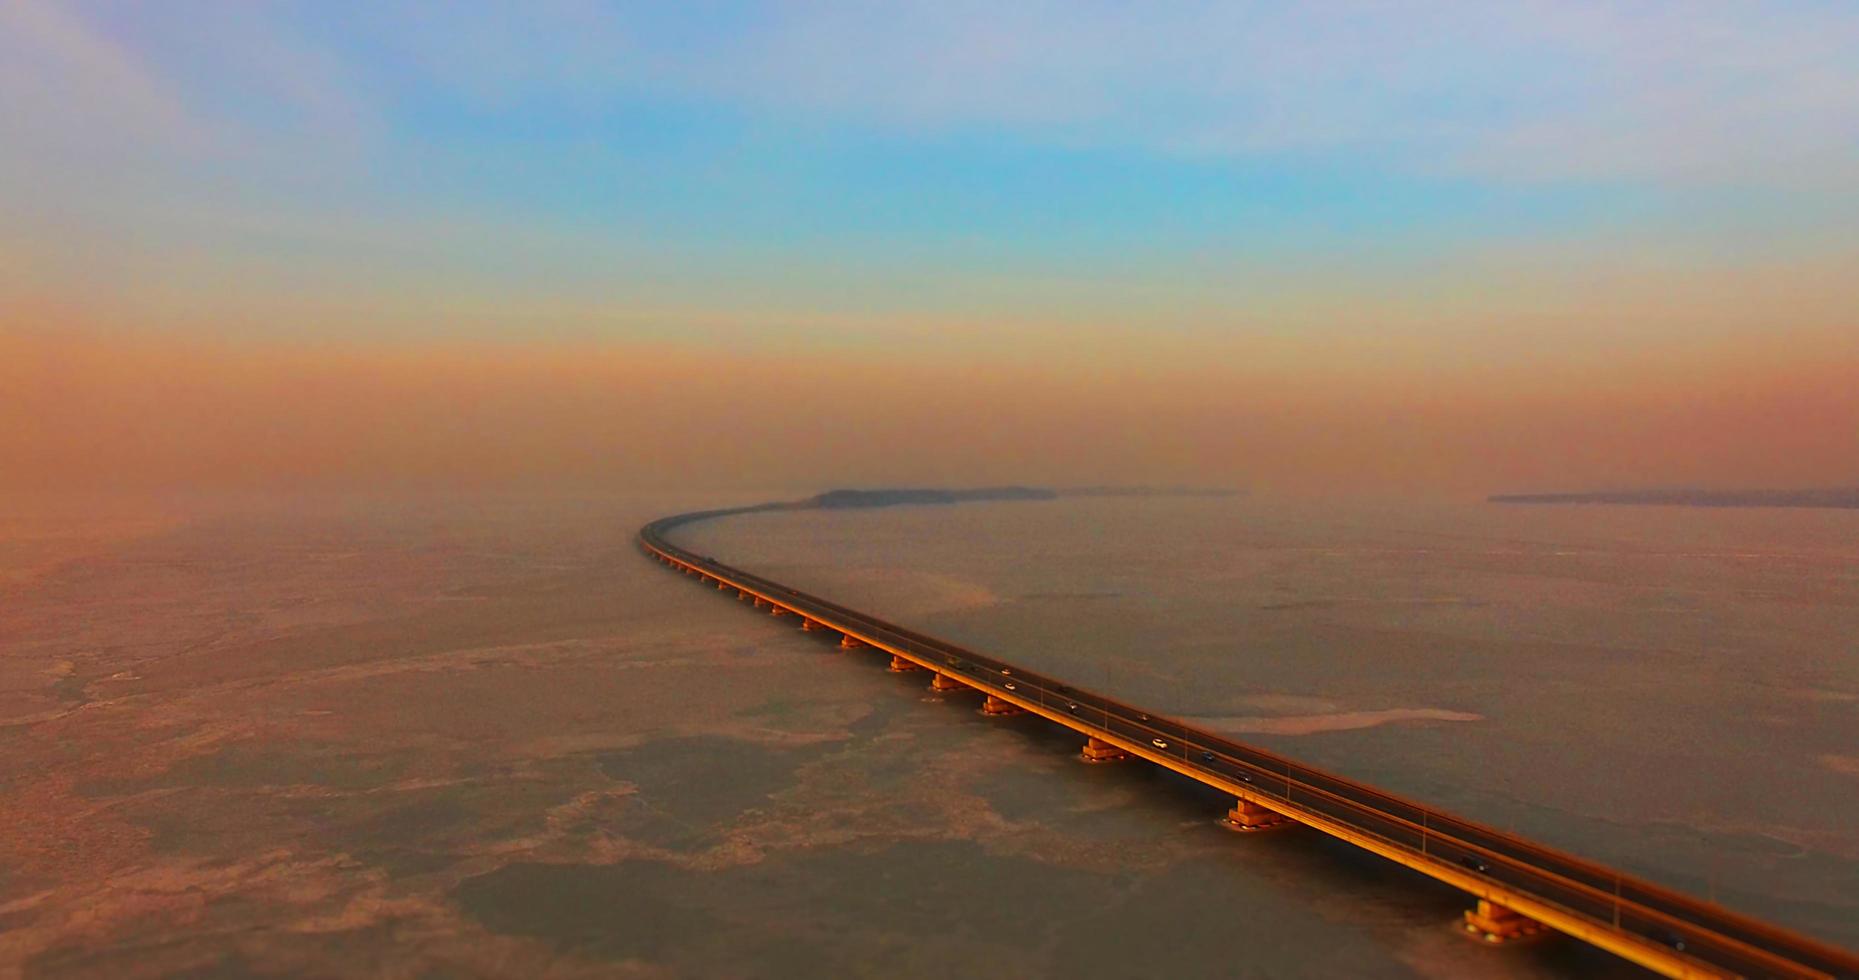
[3,0,1856,350]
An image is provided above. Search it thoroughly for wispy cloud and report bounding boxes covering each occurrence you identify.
[9,1,1858,190]
[343,0,1859,186]
[0,0,204,152]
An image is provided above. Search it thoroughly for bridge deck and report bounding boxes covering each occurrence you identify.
[641,509,1859,980]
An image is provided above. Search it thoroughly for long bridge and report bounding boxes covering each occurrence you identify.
[641,506,1859,980]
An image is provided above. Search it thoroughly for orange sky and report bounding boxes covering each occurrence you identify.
[6,315,1854,499]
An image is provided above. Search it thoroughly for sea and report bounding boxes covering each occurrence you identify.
[3,491,1853,977]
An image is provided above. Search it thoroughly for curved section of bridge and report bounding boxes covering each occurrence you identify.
[642,507,1858,980]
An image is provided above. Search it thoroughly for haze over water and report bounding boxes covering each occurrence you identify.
[0,493,1666,977]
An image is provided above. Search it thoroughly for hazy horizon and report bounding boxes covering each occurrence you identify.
[7,2,1859,500]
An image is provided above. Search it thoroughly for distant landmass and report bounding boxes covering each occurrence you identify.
[806,487,1059,509]
[1489,488,1859,510]
[1061,485,1245,498]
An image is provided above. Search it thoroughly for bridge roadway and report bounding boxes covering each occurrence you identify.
[642,508,1859,980]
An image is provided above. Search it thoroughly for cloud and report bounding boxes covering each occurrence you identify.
[0,1,372,182]
[344,0,1859,186]
[0,0,203,152]
[10,1,1858,195]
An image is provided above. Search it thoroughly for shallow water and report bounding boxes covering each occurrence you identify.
[3,492,1848,977]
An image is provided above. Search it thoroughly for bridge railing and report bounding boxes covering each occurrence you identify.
[640,514,1859,980]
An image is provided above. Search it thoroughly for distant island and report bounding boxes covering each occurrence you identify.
[1489,488,1859,510]
[802,485,1246,510]
[1061,485,1245,498]
[805,487,1058,509]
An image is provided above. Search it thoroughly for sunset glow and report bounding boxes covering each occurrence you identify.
[6,2,1858,494]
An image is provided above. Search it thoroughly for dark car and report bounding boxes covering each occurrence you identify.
[1066,701,1081,713]
[1459,855,1490,874]
[1200,750,1217,763]
[1654,930,1688,953]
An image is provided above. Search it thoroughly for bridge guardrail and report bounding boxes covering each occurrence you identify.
[640,514,1859,980]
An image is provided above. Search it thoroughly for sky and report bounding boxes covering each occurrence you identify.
[4,1,1857,496]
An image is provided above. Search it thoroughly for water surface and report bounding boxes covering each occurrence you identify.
[679,494,1859,950]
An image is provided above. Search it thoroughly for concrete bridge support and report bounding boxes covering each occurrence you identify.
[717,580,732,590]
[1080,736,1129,763]
[982,694,1025,716]
[738,590,752,600]
[1463,900,1545,944]
[769,605,790,617]
[888,654,924,672]
[929,672,969,693]
[1223,798,1292,832]
[801,619,825,631]
[838,634,864,649]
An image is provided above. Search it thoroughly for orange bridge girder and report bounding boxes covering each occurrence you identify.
[638,521,1859,980]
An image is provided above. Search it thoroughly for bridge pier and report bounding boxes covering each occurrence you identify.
[769,605,789,617]
[838,634,864,649]
[981,694,1025,716]
[1462,900,1546,944]
[738,590,752,600]
[1222,798,1292,832]
[1080,736,1129,763]
[751,596,766,609]
[929,672,969,693]
[801,619,824,632]
[888,654,923,672]
[717,579,731,590]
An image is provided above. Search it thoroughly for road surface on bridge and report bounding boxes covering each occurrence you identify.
[642,507,1859,980]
